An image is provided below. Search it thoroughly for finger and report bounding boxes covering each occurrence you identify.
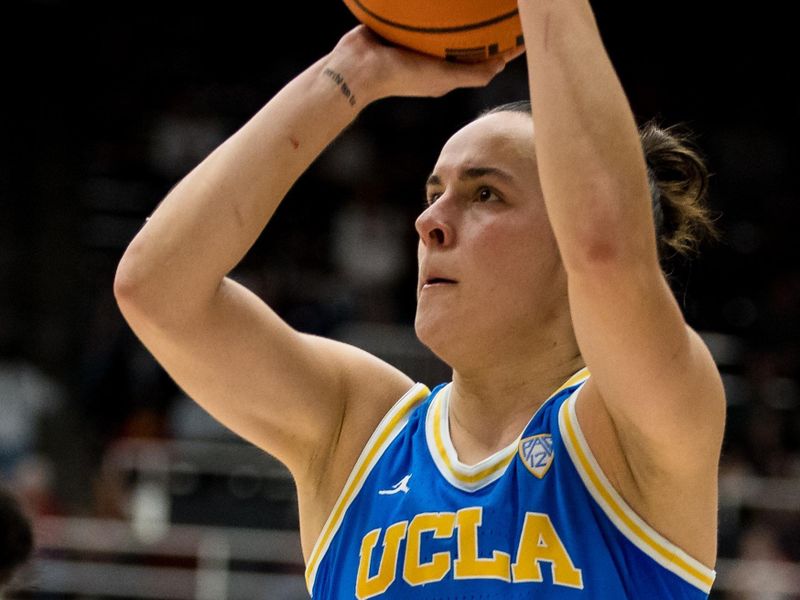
[503,45,527,62]
[441,58,507,88]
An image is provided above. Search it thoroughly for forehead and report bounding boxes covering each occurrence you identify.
[433,112,536,176]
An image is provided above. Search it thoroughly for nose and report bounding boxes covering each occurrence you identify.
[415,202,455,248]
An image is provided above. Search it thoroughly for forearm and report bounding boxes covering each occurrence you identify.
[116,53,372,319]
[518,0,657,269]
[115,23,511,322]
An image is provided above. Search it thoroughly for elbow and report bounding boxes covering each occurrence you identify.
[563,222,657,275]
[578,226,624,265]
[113,238,170,322]
[559,181,658,273]
[114,265,138,307]
[113,256,178,329]
[558,204,627,272]
[113,247,152,317]
[114,241,214,329]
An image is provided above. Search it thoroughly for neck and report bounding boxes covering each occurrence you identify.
[448,342,583,464]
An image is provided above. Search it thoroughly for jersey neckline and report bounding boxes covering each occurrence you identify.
[425,367,590,493]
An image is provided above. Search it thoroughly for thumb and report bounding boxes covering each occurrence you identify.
[444,57,507,88]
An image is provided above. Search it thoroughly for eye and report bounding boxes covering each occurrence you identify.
[425,191,443,207]
[476,186,501,203]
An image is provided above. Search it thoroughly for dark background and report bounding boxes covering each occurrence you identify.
[1,1,799,597]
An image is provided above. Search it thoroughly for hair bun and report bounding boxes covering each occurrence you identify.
[640,121,718,258]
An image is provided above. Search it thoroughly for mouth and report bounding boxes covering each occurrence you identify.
[423,277,457,288]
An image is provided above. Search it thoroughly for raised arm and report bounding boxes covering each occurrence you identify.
[517,0,724,559]
[113,27,509,487]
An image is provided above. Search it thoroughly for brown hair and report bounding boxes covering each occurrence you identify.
[639,120,718,258]
[479,102,718,261]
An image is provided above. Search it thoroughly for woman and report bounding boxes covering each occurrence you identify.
[114,1,725,597]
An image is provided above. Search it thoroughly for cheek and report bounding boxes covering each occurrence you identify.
[470,219,563,310]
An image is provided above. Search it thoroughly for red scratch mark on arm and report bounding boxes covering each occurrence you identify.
[289,136,300,150]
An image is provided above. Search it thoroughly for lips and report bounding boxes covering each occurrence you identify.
[419,265,458,293]
[421,275,458,293]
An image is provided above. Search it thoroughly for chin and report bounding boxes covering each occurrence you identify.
[414,308,468,369]
[414,309,435,347]
[415,308,446,354]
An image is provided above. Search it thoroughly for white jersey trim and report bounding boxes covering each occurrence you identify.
[426,383,518,492]
[426,368,591,493]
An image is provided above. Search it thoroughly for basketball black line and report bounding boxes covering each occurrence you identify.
[349,1,519,34]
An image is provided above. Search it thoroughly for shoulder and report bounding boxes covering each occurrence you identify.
[571,345,722,566]
[295,364,425,555]
[306,343,417,486]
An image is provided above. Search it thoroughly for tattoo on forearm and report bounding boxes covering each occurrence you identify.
[323,68,357,106]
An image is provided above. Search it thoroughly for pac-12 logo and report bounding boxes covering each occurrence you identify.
[519,433,554,478]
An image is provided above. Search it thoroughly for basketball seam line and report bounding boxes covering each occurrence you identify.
[349,1,519,34]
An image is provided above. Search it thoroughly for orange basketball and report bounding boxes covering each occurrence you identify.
[342,0,523,61]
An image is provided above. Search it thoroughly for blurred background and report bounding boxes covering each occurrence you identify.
[1,0,798,598]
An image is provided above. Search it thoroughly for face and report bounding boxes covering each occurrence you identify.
[414,112,569,368]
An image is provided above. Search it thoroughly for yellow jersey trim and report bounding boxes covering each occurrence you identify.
[558,389,716,593]
[304,383,431,595]
[431,393,517,486]
[427,368,590,493]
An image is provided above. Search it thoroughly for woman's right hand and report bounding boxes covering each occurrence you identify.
[325,25,524,105]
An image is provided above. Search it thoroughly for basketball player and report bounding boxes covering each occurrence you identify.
[114,1,725,597]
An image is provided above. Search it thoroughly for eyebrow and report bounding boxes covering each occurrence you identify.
[425,166,515,188]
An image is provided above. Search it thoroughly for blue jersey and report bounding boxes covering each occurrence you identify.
[305,369,715,598]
